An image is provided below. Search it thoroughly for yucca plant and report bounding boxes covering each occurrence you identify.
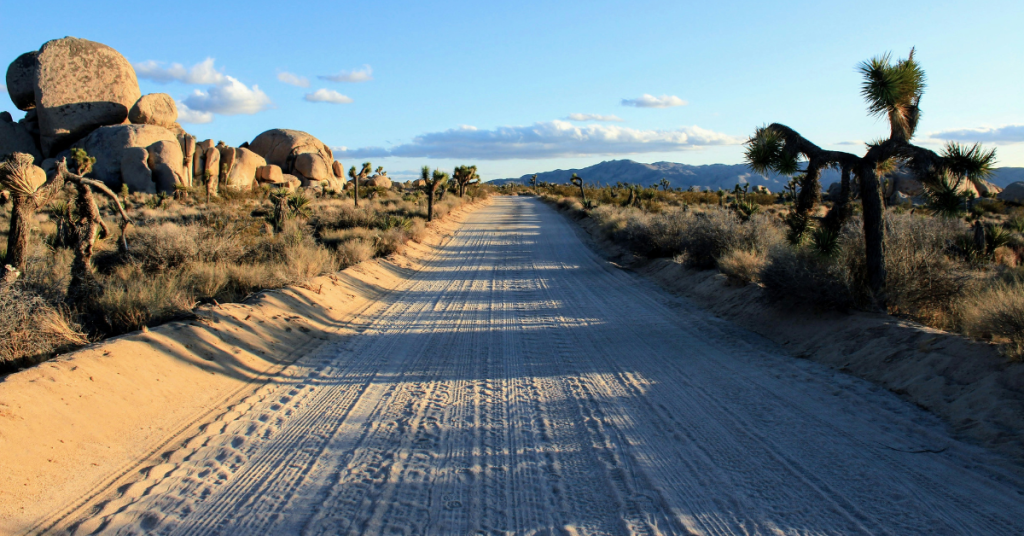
[811,226,840,257]
[923,171,970,218]
[1007,215,1024,234]
[734,199,761,222]
[743,48,996,306]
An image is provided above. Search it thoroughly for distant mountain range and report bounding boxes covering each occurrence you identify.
[488,160,1024,192]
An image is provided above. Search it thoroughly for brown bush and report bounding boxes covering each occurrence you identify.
[959,279,1024,359]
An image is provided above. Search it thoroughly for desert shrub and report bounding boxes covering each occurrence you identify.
[678,209,745,269]
[126,223,200,271]
[0,284,87,367]
[761,245,857,311]
[959,279,1024,359]
[717,249,766,283]
[90,265,196,333]
[336,239,375,267]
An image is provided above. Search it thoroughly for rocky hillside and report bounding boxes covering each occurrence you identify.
[490,159,1024,192]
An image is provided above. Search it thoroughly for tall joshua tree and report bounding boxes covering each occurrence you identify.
[453,165,480,197]
[744,49,995,307]
[530,174,538,189]
[0,153,65,273]
[570,173,587,204]
[347,162,372,207]
[421,166,449,222]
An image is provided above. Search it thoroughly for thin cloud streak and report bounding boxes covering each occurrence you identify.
[621,94,687,108]
[277,71,310,88]
[318,65,374,83]
[134,58,227,85]
[304,89,354,104]
[930,125,1024,144]
[566,113,624,122]
[335,120,741,160]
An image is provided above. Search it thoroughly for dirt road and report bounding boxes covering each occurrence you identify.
[72,197,1024,535]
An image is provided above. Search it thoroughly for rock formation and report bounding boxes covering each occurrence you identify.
[30,37,142,156]
[5,52,38,111]
[69,124,179,190]
[120,147,153,193]
[998,182,1024,205]
[129,93,177,129]
[146,140,185,192]
[0,112,42,162]
[222,147,265,191]
[248,129,343,189]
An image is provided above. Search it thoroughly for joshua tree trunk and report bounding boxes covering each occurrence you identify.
[823,166,853,231]
[68,182,101,299]
[859,162,887,307]
[5,196,36,270]
[0,153,66,271]
[427,185,436,222]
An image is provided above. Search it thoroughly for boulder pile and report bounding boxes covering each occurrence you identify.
[3,37,352,198]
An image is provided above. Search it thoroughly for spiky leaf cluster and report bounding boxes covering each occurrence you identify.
[859,50,926,140]
[744,126,799,176]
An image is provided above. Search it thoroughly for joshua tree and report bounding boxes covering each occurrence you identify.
[421,166,449,222]
[569,173,587,204]
[744,49,995,306]
[453,165,480,197]
[60,159,132,301]
[0,153,65,274]
[348,162,371,207]
[659,177,671,191]
[529,174,538,189]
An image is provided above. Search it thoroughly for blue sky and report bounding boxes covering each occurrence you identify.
[3,0,1022,180]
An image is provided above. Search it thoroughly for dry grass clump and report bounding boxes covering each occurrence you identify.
[959,276,1024,359]
[0,283,87,368]
[718,249,767,284]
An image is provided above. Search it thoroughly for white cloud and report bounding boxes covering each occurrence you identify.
[833,140,865,146]
[621,94,688,108]
[335,120,740,160]
[182,76,272,115]
[318,65,373,83]
[930,125,1024,144]
[566,113,624,122]
[277,71,310,87]
[304,89,354,104]
[134,58,227,85]
[176,101,214,124]
[0,84,7,94]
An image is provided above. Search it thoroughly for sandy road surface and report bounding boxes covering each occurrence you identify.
[70,197,1024,535]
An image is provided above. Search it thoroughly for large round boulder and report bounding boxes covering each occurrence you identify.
[248,128,335,183]
[365,175,392,189]
[129,93,178,129]
[6,52,38,111]
[147,140,185,193]
[33,37,142,157]
[69,124,178,188]
[223,147,266,191]
[998,182,1024,205]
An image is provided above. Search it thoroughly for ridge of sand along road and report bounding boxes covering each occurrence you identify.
[59,197,1024,535]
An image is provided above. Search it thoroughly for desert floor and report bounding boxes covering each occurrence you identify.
[61,197,1024,535]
